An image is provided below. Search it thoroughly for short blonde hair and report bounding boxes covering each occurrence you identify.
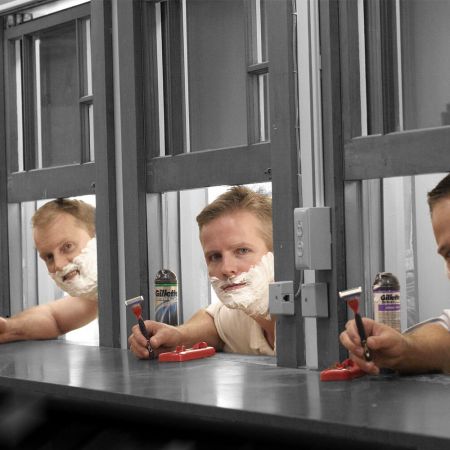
[32,198,96,237]
[196,186,273,251]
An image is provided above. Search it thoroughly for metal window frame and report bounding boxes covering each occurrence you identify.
[1,1,120,347]
[117,1,303,366]
[90,0,119,347]
[145,0,273,192]
[345,127,450,180]
[115,0,150,341]
[5,2,94,189]
[5,3,91,170]
[315,0,348,368]
[265,1,303,368]
[341,0,450,182]
[0,19,10,318]
[338,0,450,347]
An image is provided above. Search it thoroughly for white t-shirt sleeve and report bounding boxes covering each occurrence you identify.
[404,309,450,333]
[205,302,275,356]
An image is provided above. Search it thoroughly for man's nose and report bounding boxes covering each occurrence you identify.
[220,254,239,279]
[53,254,69,273]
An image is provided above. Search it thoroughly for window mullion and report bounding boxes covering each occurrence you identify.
[21,35,36,171]
[245,1,268,146]
[77,17,90,163]
[0,24,10,318]
[162,0,184,155]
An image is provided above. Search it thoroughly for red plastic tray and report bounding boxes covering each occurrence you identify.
[320,358,366,381]
[158,341,216,362]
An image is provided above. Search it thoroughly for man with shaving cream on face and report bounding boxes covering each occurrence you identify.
[340,174,450,374]
[0,199,98,343]
[129,186,276,359]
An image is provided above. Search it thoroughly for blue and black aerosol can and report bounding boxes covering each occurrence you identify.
[373,272,401,333]
[154,269,178,326]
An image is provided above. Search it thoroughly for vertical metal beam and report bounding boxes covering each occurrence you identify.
[364,0,383,135]
[91,0,120,347]
[266,1,304,368]
[365,0,397,135]
[380,0,398,134]
[339,1,367,314]
[316,0,347,368]
[343,0,385,316]
[116,0,150,339]
[0,20,10,317]
[142,2,160,159]
[339,0,362,141]
[162,0,184,155]
[77,17,91,164]
[21,35,36,170]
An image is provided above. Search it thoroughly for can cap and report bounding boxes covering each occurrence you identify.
[155,269,177,284]
[373,272,400,291]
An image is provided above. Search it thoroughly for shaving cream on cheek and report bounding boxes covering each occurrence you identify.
[210,252,274,318]
[50,237,98,299]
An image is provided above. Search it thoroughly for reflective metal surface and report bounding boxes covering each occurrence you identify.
[0,340,449,449]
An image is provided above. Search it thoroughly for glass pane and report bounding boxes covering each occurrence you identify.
[82,18,92,97]
[35,22,81,167]
[13,40,22,172]
[186,0,248,152]
[80,17,94,162]
[249,0,267,64]
[251,73,269,143]
[401,0,450,130]
[88,104,94,160]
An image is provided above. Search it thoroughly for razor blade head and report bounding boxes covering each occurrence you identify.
[124,295,144,306]
[338,286,362,299]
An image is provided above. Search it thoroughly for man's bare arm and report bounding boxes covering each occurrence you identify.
[341,318,450,375]
[394,323,450,374]
[129,308,223,359]
[0,296,98,343]
[175,309,223,349]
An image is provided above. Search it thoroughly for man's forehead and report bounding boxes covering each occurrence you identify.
[38,212,80,229]
[34,213,85,241]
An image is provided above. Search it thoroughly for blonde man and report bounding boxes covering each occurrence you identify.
[0,199,98,343]
[129,186,276,359]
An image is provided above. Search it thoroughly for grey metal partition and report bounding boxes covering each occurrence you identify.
[315,0,348,367]
[338,0,450,344]
[116,0,305,367]
[91,0,120,347]
[0,19,9,318]
[115,0,150,339]
[0,1,120,347]
[266,1,303,368]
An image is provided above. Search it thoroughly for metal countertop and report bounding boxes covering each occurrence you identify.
[0,340,449,449]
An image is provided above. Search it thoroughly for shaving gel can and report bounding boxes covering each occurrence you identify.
[372,272,401,333]
[154,269,178,326]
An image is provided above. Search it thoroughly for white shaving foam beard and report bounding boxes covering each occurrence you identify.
[210,252,274,319]
[50,237,98,299]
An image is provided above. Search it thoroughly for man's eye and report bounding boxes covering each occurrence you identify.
[237,248,250,255]
[45,254,54,262]
[62,243,74,252]
[209,254,221,262]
